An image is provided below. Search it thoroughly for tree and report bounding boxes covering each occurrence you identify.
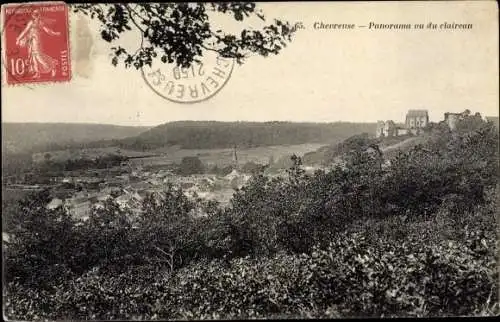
[138,186,199,273]
[178,156,205,176]
[72,3,297,69]
[4,190,78,287]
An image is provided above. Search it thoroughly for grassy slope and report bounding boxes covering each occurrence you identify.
[303,134,428,166]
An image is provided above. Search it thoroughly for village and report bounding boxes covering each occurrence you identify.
[40,163,255,222]
[4,109,496,225]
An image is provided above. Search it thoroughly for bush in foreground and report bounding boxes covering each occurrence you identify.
[5,230,497,320]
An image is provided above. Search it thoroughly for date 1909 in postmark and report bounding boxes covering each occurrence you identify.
[2,2,71,85]
[142,51,235,104]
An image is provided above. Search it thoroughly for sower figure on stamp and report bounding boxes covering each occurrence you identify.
[15,9,61,78]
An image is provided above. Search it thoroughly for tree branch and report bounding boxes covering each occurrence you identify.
[124,4,147,57]
[200,44,221,54]
[154,245,173,258]
[124,4,146,34]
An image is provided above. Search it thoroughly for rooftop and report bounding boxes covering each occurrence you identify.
[406,109,429,117]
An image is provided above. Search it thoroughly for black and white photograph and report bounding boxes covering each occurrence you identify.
[2,1,499,320]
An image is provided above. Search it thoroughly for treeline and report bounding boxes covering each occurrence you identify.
[3,112,498,319]
[40,154,129,172]
[116,121,377,151]
[2,153,128,185]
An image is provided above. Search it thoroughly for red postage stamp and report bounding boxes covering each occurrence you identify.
[2,2,71,85]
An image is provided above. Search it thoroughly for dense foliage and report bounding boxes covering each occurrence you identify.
[5,230,497,320]
[42,154,129,172]
[72,3,296,69]
[2,153,128,185]
[3,112,499,319]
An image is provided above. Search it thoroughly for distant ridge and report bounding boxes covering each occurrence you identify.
[2,121,378,153]
[114,121,377,151]
[2,122,151,154]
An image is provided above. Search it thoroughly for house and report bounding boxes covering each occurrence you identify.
[96,192,111,202]
[115,191,144,212]
[406,110,429,134]
[224,169,241,180]
[115,194,132,208]
[303,166,319,175]
[3,232,11,244]
[46,198,63,210]
[66,200,92,221]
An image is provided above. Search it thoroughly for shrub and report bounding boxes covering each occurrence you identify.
[150,232,499,318]
[6,231,496,320]
[4,190,80,288]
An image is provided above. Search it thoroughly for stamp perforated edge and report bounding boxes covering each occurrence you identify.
[1,1,72,88]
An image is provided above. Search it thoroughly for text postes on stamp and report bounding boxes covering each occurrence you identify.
[3,2,71,85]
[142,51,235,104]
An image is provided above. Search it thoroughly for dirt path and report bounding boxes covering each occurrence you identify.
[381,136,425,153]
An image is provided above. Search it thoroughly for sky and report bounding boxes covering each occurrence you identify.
[2,1,498,126]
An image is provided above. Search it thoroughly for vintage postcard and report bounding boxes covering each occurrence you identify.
[2,1,499,320]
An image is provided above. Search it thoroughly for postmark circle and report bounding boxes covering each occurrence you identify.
[141,50,235,104]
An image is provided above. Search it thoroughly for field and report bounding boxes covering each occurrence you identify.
[32,143,328,167]
[138,143,327,167]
